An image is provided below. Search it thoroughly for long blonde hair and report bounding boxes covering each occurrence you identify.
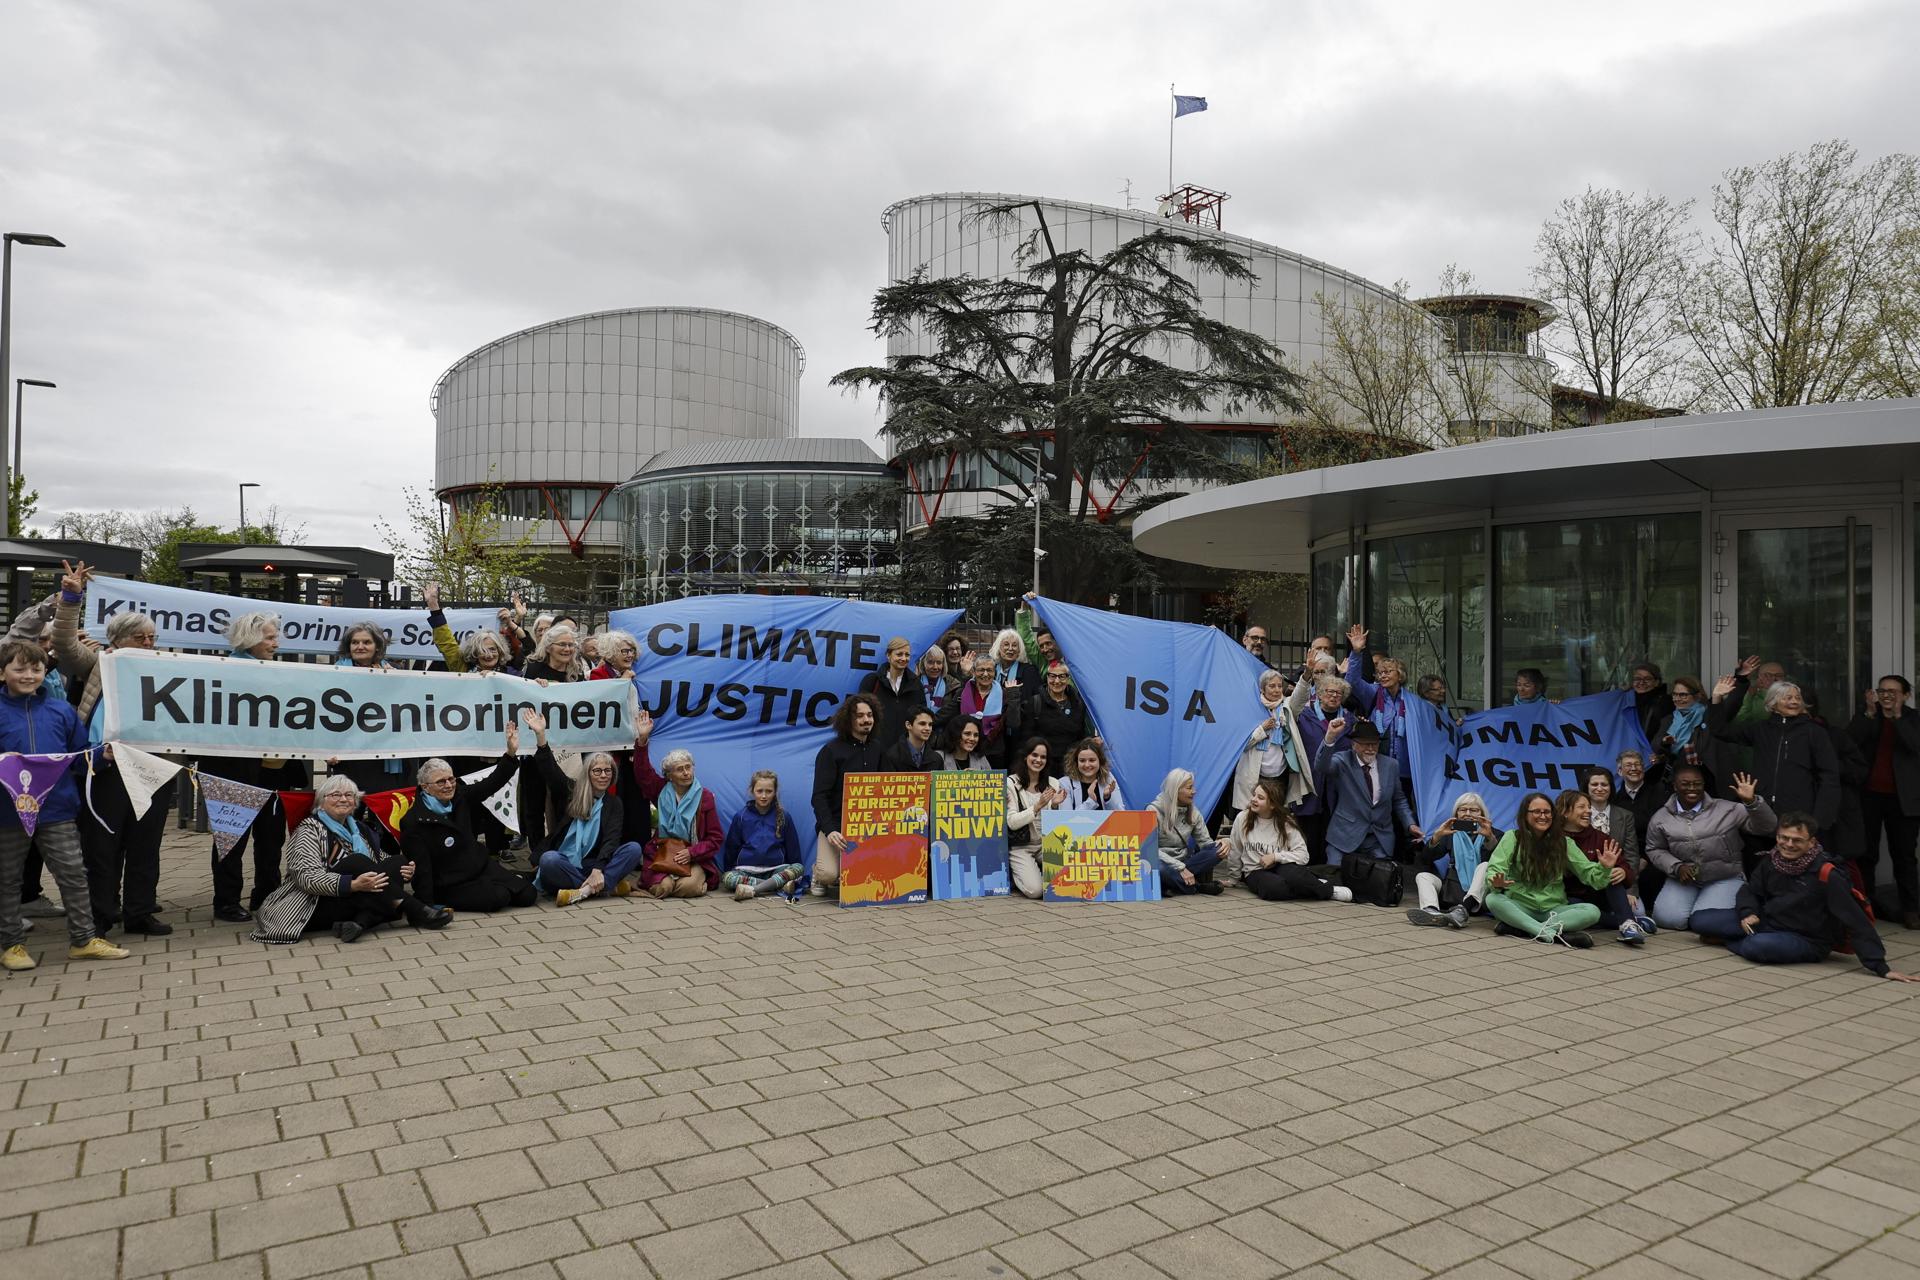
[566,752,616,820]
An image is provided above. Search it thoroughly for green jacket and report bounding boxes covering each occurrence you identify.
[1486,830,1611,913]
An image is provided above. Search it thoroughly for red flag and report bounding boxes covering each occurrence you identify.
[360,787,418,841]
[279,790,315,834]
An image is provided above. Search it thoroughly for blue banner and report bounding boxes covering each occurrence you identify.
[608,596,962,858]
[1405,690,1653,829]
[1030,598,1266,819]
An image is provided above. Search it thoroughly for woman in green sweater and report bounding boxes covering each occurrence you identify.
[1484,790,1622,949]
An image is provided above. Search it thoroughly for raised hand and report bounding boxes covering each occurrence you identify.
[1327,716,1348,740]
[505,724,520,754]
[1598,839,1622,868]
[635,708,654,743]
[1346,624,1368,652]
[519,709,548,739]
[423,583,441,611]
[1732,772,1758,804]
[59,559,92,595]
[1736,655,1761,678]
[1712,675,1737,701]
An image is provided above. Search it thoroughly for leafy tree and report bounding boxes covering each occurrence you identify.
[7,473,39,537]
[833,200,1306,601]
[379,479,541,602]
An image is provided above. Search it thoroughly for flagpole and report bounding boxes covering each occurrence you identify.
[1167,83,1175,194]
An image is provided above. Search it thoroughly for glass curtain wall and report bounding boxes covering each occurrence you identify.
[1311,546,1357,644]
[1366,529,1487,710]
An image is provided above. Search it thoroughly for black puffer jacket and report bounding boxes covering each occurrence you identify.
[811,733,884,835]
[400,754,519,901]
[858,669,928,752]
[1710,678,1839,831]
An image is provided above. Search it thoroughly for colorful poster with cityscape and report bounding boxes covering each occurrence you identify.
[1039,810,1161,902]
[839,773,931,907]
[930,770,1009,899]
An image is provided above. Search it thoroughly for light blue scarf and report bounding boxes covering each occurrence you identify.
[658,779,704,842]
[1446,831,1484,888]
[316,811,370,860]
[1666,702,1707,748]
[552,797,603,869]
[421,791,453,816]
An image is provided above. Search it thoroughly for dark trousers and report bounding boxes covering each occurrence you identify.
[78,767,169,925]
[1293,810,1328,865]
[213,795,286,911]
[20,844,45,903]
[517,769,550,856]
[1160,844,1222,896]
[1692,907,1831,964]
[438,871,536,914]
[1861,790,1920,914]
[1245,863,1334,901]
[302,853,435,933]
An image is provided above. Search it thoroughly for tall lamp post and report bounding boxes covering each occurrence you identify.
[238,482,261,537]
[1020,443,1046,597]
[1,232,66,528]
[13,379,55,505]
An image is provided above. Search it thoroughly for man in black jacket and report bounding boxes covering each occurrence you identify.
[1850,675,1920,928]
[810,693,884,894]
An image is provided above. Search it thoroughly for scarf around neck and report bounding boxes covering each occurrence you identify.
[658,778,704,842]
[421,790,454,816]
[1666,702,1707,748]
[317,811,369,862]
[1771,842,1821,877]
[1448,830,1485,886]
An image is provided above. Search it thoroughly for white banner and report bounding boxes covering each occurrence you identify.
[82,576,500,662]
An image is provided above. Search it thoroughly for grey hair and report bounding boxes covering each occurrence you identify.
[315,773,361,803]
[991,628,1027,663]
[105,611,154,647]
[661,747,694,773]
[566,751,617,820]
[1764,681,1802,712]
[1258,669,1286,694]
[1307,651,1338,675]
[224,611,279,653]
[458,627,510,669]
[529,622,581,669]
[416,758,455,787]
[1315,674,1351,699]
[597,629,638,664]
[1615,748,1646,767]
[1451,791,1490,818]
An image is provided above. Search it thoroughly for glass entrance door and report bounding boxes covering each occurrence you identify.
[1713,510,1894,721]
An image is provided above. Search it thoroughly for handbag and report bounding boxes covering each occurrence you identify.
[1340,854,1404,907]
[646,836,691,878]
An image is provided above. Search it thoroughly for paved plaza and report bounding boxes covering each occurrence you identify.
[6,827,1920,1280]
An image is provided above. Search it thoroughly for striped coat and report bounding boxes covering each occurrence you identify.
[250,815,378,943]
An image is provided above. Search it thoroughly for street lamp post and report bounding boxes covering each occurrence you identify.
[0,233,67,530]
[13,378,55,500]
[1022,444,1046,597]
[238,482,261,536]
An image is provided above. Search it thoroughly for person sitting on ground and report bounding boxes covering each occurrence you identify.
[1313,719,1420,867]
[1407,792,1503,929]
[1152,769,1228,896]
[1644,765,1774,932]
[881,707,940,772]
[939,652,1021,767]
[859,635,926,748]
[1025,661,1090,770]
[1057,738,1125,810]
[1710,661,1838,833]
[1482,790,1618,948]
[1006,737,1065,899]
[0,638,128,970]
[1557,788,1649,945]
[400,733,536,915]
[1691,812,1918,982]
[252,774,453,944]
[633,710,723,899]
[809,693,883,895]
[719,770,805,901]
[1230,776,1350,903]
[521,712,644,907]
[939,715,993,771]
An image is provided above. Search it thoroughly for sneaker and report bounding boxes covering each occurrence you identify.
[611,877,637,898]
[332,921,365,944]
[422,907,454,930]
[124,916,173,936]
[1,944,34,971]
[213,904,252,923]
[808,881,829,897]
[1406,906,1450,927]
[1633,914,1658,935]
[1198,881,1225,896]
[68,938,130,961]
[556,885,596,907]
[1445,905,1470,929]
[1330,886,1354,903]
[20,897,63,918]
[735,883,756,902]
[1532,923,1563,945]
[1561,931,1595,949]
[1617,920,1647,946]
[1494,922,1524,937]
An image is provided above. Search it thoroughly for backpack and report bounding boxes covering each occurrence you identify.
[1819,860,1874,955]
[1340,853,1404,908]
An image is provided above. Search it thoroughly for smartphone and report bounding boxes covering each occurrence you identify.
[1455,819,1478,834]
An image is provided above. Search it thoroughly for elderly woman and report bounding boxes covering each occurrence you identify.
[859,635,926,749]
[1630,661,1674,745]
[1345,625,1416,776]
[1152,769,1227,896]
[49,563,173,936]
[588,629,639,681]
[632,709,723,898]
[520,712,645,907]
[518,623,588,853]
[1711,669,1839,832]
[1407,792,1504,928]
[524,623,586,683]
[252,775,452,943]
[1025,661,1089,771]
[331,622,414,800]
[918,646,960,712]
[1229,667,1314,820]
[1513,668,1549,705]
[941,631,974,680]
[206,611,309,923]
[399,728,534,914]
[988,628,1039,694]
[939,655,1021,767]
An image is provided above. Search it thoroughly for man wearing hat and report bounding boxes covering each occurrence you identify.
[1313,717,1420,866]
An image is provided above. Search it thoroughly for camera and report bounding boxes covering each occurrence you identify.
[1455,819,1478,834]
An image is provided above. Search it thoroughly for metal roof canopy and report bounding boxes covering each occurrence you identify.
[0,538,141,576]
[1132,398,1920,573]
[178,545,358,575]
[624,436,889,482]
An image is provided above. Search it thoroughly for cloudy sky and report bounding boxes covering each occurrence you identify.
[1,0,1912,542]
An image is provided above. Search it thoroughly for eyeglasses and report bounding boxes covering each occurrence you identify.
[1631,674,1655,685]
[1524,806,1553,817]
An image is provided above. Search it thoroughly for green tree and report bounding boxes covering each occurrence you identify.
[379,480,542,602]
[8,473,39,537]
[833,200,1306,601]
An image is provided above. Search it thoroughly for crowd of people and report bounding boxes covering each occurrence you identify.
[1,569,1914,988]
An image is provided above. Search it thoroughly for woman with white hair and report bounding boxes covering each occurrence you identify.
[399,727,535,914]
[520,711,645,907]
[331,621,414,803]
[204,609,310,922]
[918,646,960,711]
[988,628,1039,694]
[49,562,174,935]
[1407,792,1505,928]
[421,584,522,676]
[251,774,452,943]
[1710,665,1840,832]
[632,710,723,898]
[518,623,588,854]
[1228,666,1315,822]
[1151,768,1228,896]
[589,629,639,682]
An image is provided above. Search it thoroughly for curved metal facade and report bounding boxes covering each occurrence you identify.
[431,308,804,554]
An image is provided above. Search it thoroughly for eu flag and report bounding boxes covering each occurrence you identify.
[1173,94,1208,117]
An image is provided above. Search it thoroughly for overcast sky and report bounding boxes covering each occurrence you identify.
[2,0,1913,543]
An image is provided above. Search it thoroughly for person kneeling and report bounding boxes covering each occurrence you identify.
[634,710,722,899]
[523,712,644,907]
[1692,813,1919,982]
[720,770,804,900]
[1482,790,1622,949]
[401,728,537,915]
[1230,777,1350,902]
[1152,770,1227,896]
[1407,793,1501,929]
[253,775,453,943]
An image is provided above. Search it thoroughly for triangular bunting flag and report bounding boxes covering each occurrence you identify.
[460,767,521,834]
[0,752,85,837]
[280,790,315,834]
[199,771,274,859]
[110,743,183,822]
[361,787,417,841]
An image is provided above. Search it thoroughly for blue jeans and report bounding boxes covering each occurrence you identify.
[1161,843,1221,896]
[1653,876,1743,932]
[537,842,644,897]
[1691,908,1830,964]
